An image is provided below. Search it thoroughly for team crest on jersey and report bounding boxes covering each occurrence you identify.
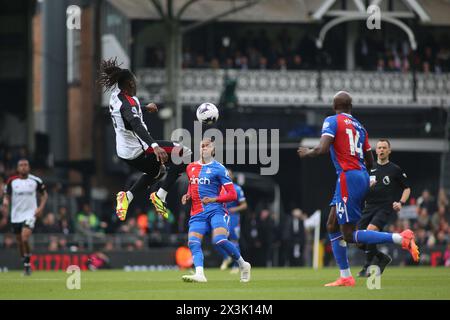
[383,176,390,185]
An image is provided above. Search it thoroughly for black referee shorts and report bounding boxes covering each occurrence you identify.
[357,204,394,231]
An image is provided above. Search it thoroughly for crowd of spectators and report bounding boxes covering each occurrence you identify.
[392,188,450,264]
[145,27,450,73]
[147,31,323,71]
[356,37,450,73]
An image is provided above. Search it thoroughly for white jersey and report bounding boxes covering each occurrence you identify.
[6,174,45,223]
[109,87,149,160]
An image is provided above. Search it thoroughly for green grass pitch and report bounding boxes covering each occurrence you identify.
[0,267,449,300]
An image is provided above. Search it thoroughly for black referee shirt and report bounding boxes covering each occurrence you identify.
[365,161,409,206]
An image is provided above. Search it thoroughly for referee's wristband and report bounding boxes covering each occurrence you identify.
[151,143,159,148]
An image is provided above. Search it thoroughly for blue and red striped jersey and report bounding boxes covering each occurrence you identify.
[186,160,233,216]
[321,113,371,174]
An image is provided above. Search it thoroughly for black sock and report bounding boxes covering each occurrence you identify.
[23,254,30,265]
[375,250,386,260]
[130,173,158,195]
[364,244,379,267]
[160,163,187,192]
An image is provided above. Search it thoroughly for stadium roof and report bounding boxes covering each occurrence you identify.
[108,0,450,25]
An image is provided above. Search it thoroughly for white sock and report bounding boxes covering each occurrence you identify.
[340,268,352,278]
[195,266,204,276]
[237,257,245,268]
[126,191,134,203]
[392,233,402,245]
[157,188,168,202]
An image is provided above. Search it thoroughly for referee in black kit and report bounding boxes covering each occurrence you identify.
[357,139,411,277]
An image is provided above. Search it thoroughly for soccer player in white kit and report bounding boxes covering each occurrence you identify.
[2,159,48,275]
[97,58,192,221]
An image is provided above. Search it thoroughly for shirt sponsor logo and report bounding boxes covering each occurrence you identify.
[190,177,211,185]
[14,192,34,196]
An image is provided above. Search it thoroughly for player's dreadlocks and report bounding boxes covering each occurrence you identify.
[97,57,134,92]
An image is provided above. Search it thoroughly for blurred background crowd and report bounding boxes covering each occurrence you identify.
[144,30,450,74]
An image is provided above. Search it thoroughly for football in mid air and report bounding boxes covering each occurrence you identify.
[196,102,219,125]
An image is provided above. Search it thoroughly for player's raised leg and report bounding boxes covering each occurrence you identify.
[336,172,419,262]
[340,171,418,272]
[150,142,192,219]
[116,162,164,221]
[343,226,419,262]
[357,224,392,277]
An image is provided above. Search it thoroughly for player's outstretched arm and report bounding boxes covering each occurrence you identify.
[297,135,334,158]
[120,105,157,146]
[120,105,168,163]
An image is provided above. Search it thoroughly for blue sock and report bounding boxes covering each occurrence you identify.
[213,235,241,261]
[215,245,229,260]
[188,237,204,268]
[231,241,240,267]
[329,232,349,270]
[353,230,394,244]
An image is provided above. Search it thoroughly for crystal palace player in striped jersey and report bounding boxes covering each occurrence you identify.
[97,58,192,221]
[181,138,251,283]
[298,91,419,287]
